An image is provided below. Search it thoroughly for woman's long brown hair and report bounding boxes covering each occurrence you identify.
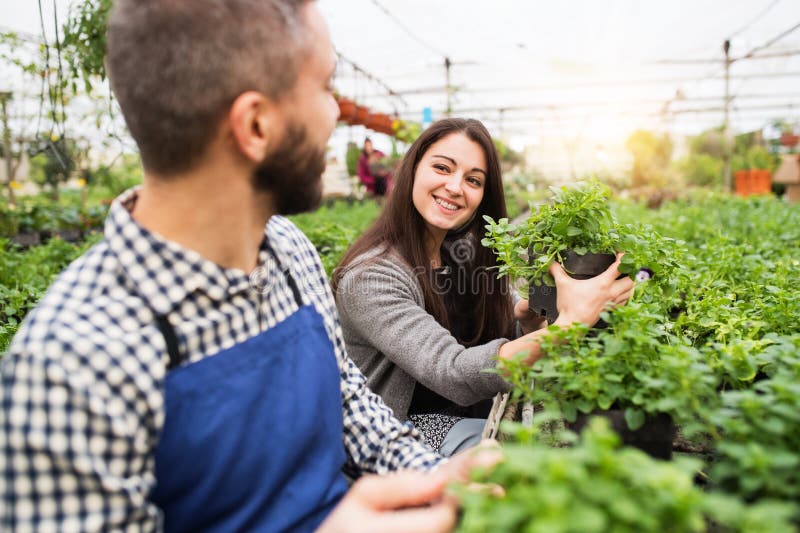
[332,118,514,346]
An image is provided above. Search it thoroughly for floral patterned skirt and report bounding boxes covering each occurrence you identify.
[408,413,463,452]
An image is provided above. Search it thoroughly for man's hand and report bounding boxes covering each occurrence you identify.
[438,440,504,493]
[550,253,635,328]
[317,471,456,533]
[513,299,548,335]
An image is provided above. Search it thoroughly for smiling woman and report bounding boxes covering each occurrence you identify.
[332,118,516,454]
[411,134,487,253]
[331,118,631,455]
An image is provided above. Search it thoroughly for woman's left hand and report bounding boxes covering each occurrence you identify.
[514,299,547,335]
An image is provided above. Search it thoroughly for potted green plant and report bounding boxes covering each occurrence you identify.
[499,300,720,459]
[54,206,84,242]
[0,208,20,239]
[528,249,619,324]
[483,181,676,325]
[483,181,698,457]
[13,204,46,248]
[393,120,422,144]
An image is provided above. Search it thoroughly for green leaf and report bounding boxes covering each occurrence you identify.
[624,408,645,430]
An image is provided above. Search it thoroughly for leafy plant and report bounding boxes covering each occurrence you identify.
[625,130,674,188]
[676,153,724,187]
[0,234,101,354]
[708,334,800,510]
[455,418,795,533]
[499,299,720,434]
[393,120,422,144]
[345,142,360,177]
[62,0,113,93]
[289,200,380,275]
[483,180,680,289]
[744,145,775,171]
[55,206,84,231]
[0,209,20,237]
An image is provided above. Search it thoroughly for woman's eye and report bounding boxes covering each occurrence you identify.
[467,177,483,186]
[433,164,449,172]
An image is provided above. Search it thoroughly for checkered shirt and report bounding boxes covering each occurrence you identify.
[1,188,441,532]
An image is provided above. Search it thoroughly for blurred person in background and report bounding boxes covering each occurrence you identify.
[357,137,391,201]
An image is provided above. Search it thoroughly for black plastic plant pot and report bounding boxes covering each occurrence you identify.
[528,249,616,324]
[567,410,675,460]
[12,232,41,248]
[54,229,83,243]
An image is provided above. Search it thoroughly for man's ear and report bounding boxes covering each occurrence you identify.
[228,91,282,163]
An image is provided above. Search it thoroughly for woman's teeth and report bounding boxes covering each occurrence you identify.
[435,197,459,211]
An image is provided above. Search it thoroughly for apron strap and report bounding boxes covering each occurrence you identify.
[264,241,304,308]
[155,239,305,371]
[156,315,183,371]
[284,270,304,308]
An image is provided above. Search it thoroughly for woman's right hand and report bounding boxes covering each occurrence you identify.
[550,253,635,328]
[497,254,635,365]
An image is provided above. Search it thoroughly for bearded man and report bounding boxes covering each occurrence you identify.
[0,1,484,531]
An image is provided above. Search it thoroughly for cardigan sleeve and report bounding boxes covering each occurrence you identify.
[336,257,512,407]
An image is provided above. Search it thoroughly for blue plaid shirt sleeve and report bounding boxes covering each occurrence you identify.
[270,217,443,473]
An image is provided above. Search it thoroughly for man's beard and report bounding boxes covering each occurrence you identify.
[252,124,326,215]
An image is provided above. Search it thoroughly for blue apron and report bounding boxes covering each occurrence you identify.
[149,251,348,532]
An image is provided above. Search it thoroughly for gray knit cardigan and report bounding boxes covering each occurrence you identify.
[335,250,513,422]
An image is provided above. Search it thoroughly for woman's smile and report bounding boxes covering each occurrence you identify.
[433,195,463,213]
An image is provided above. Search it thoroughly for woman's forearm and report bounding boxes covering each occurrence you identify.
[497,315,573,366]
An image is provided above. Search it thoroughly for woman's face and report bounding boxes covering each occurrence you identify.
[412,133,487,240]
[364,140,373,153]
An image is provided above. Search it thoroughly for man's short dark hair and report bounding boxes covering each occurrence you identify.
[107,0,309,175]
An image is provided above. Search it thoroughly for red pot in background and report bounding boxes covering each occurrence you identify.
[735,169,772,196]
[366,113,393,134]
[780,133,799,147]
[352,105,370,126]
[752,169,772,194]
[734,170,752,196]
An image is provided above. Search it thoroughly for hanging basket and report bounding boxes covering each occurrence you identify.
[378,115,395,134]
[336,97,357,123]
[366,113,393,134]
[352,105,370,126]
[780,133,799,147]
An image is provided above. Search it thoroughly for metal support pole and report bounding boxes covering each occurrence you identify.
[0,92,16,206]
[444,56,452,117]
[722,40,732,192]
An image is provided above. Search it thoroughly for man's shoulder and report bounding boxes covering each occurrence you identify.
[269,215,315,251]
[268,215,323,273]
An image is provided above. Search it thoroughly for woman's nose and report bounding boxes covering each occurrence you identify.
[443,173,463,195]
